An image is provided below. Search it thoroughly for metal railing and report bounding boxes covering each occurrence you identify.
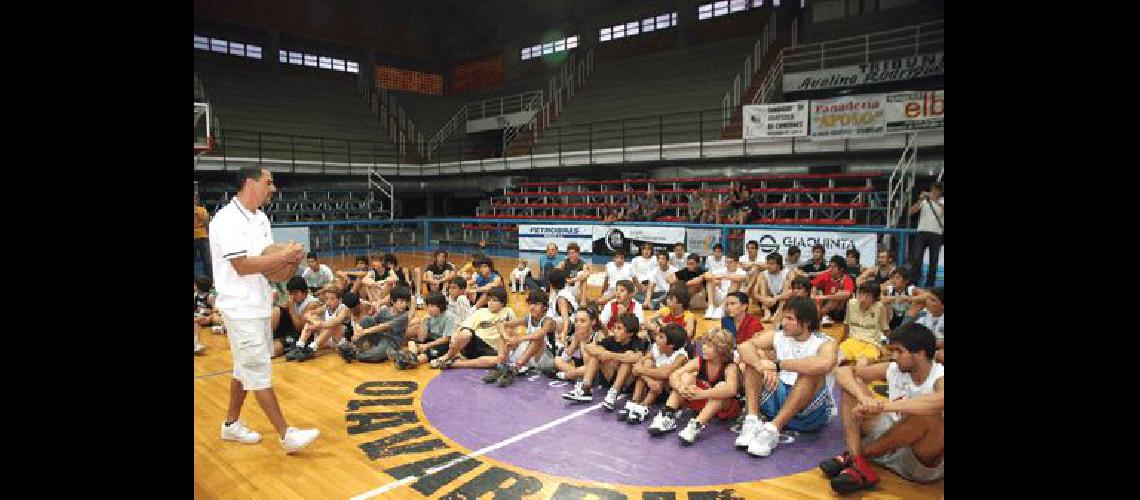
[368,165,395,220]
[358,79,428,160]
[884,131,918,250]
[784,19,943,74]
[504,48,595,156]
[721,15,783,129]
[268,217,921,273]
[427,90,546,160]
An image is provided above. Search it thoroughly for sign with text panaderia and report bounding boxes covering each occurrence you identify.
[884,90,944,133]
[518,224,594,253]
[592,225,687,256]
[809,94,885,139]
[784,52,944,93]
[743,228,877,269]
[742,101,809,139]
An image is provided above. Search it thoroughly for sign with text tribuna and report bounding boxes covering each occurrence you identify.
[809,95,886,139]
[783,52,944,93]
[742,101,809,139]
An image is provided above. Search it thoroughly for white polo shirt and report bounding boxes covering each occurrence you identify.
[209,198,274,319]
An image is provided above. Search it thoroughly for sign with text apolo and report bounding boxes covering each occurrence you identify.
[809,94,886,140]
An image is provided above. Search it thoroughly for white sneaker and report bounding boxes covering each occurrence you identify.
[678,419,704,445]
[647,411,677,436]
[280,427,320,454]
[221,420,261,444]
[705,305,724,319]
[211,325,225,334]
[561,382,593,403]
[194,343,206,355]
[821,316,834,327]
[602,388,618,410]
[734,414,762,449]
[747,421,780,457]
[416,296,425,306]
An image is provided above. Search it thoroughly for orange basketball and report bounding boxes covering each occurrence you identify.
[260,243,300,282]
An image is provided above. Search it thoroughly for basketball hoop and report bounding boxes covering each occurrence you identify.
[194,102,213,155]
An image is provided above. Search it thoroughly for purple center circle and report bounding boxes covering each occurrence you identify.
[421,370,845,487]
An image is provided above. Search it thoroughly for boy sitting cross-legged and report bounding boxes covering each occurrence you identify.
[620,323,689,425]
[562,312,646,409]
[647,328,741,445]
[430,287,516,370]
[481,290,556,387]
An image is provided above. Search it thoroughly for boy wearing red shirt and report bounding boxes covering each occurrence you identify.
[811,256,854,326]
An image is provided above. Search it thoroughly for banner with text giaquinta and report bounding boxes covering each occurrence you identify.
[518,224,595,253]
[743,228,877,269]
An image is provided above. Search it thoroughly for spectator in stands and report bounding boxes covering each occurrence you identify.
[627,194,644,222]
[558,243,590,305]
[845,249,863,283]
[670,243,689,270]
[669,253,710,311]
[431,287,517,370]
[648,328,740,444]
[729,182,752,225]
[735,297,838,458]
[754,252,794,323]
[812,256,855,327]
[525,243,563,293]
[509,257,530,294]
[642,194,661,221]
[903,287,943,364]
[630,243,658,305]
[468,256,504,308]
[421,250,456,297]
[858,249,897,286]
[688,192,706,223]
[909,182,943,288]
[802,244,829,277]
[823,323,943,493]
[301,252,334,293]
[194,194,212,279]
[840,282,891,365]
[702,191,718,223]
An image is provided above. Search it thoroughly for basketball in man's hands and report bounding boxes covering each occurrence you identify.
[260,243,299,282]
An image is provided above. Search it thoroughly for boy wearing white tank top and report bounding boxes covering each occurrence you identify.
[735,297,839,458]
[753,252,793,322]
[820,322,944,493]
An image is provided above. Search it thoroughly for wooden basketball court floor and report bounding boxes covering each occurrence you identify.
[194,252,944,499]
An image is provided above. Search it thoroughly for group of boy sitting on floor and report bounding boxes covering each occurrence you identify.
[192,240,943,492]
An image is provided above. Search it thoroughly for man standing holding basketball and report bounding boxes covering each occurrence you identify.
[209,166,320,453]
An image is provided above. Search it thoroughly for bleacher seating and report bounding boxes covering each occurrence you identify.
[508,36,758,156]
[195,56,401,163]
[199,187,387,222]
[476,171,887,226]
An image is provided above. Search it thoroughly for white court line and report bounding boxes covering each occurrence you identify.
[349,402,604,500]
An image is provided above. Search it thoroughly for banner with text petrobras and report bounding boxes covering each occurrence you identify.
[592,225,687,256]
[810,94,885,140]
[518,224,594,254]
[742,101,809,139]
[784,52,944,93]
[743,229,877,269]
[884,90,944,133]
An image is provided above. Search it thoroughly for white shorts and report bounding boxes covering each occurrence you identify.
[508,340,556,371]
[864,414,944,483]
[220,312,273,391]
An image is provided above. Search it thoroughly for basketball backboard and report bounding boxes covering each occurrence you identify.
[194,102,213,154]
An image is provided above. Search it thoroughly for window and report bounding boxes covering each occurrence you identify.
[600,12,676,43]
[228,42,245,56]
[246,45,261,59]
[304,54,317,67]
[210,39,227,53]
[730,0,748,12]
[698,4,713,19]
[332,59,346,71]
[346,61,359,73]
[699,0,767,21]
[193,36,208,50]
[521,36,577,60]
[279,50,287,63]
[289,52,303,65]
[196,35,265,61]
[318,56,331,69]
